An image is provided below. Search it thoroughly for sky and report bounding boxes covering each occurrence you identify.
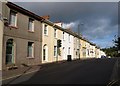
[8,0,118,48]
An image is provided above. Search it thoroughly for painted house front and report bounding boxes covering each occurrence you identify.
[96,47,101,58]
[62,29,74,60]
[80,38,87,59]
[73,36,80,59]
[2,2,43,70]
[89,43,96,58]
[0,1,4,70]
[41,21,63,63]
[0,1,108,71]
[86,41,90,58]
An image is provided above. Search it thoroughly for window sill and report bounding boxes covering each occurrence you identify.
[27,57,34,59]
[28,30,34,33]
[63,39,65,41]
[44,34,48,37]
[9,25,18,29]
[54,37,58,39]
[43,60,48,62]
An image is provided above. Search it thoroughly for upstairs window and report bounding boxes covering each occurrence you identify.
[27,42,34,58]
[68,47,70,54]
[44,24,48,35]
[54,28,57,38]
[68,34,70,42]
[63,32,65,40]
[9,10,17,27]
[54,46,57,57]
[28,18,34,32]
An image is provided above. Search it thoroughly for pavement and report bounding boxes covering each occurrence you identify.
[1,60,67,82]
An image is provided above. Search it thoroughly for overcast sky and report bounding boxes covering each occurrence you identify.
[10,1,118,48]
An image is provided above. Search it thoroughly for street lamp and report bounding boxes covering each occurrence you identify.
[78,23,84,36]
[78,23,84,59]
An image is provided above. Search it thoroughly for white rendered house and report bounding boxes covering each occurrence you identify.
[62,30,74,60]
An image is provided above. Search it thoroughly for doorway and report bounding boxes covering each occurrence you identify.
[6,39,14,64]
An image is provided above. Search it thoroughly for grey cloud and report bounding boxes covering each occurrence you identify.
[82,18,118,39]
[16,2,117,22]
[14,2,118,48]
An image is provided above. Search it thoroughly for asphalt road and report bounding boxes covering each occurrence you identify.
[2,58,119,85]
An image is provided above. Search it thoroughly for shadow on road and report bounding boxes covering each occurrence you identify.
[3,58,118,85]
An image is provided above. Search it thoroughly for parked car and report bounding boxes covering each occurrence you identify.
[101,55,106,58]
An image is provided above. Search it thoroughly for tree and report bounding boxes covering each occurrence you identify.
[114,36,120,50]
[102,36,120,57]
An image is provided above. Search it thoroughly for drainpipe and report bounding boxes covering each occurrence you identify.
[0,0,8,71]
[0,1,4,71]
[78,24,80,59]
[0,1,7,84]
[78,23,84,60]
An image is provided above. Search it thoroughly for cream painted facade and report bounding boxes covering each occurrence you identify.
[92,45,96,58]
[89,44,96,58]
[95,47,100,58]
[73,37,80,59]
[86,41,90,58]
[42,22,63,63]
[80,38,87,59]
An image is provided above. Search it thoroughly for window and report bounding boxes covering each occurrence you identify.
[43,45,48,61]
[74,37,76,44]
[43,48,46,60]
[87,49,89,55]
[63,32,65,40]
[54,46,57,57]
[44,24,48,35]
[28,18,34,32]
[9,10,17,26]
[83,48,86,57]
[68,47,70,54]
[6,39,14,64]
[54,28,57,38]
[27,42,34,57]
[68,34,70,42]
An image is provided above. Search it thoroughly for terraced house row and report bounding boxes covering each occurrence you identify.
[0,1,106,70]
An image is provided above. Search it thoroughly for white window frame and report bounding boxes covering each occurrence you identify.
[9,10,17,27]
[54,46,57,57]
[43,45,48,61]
[27,42,34,58]
[68,47,70,55]
[54,28,57,38]
[63,32,65,40]
[44,24,48,35]
[28,18,34,32]
[69,34,71,43]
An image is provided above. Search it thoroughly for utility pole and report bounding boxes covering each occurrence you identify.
[78,23,84,60]
[78,24,80,59]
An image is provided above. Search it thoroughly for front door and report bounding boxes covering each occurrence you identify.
[6,39,14,64]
